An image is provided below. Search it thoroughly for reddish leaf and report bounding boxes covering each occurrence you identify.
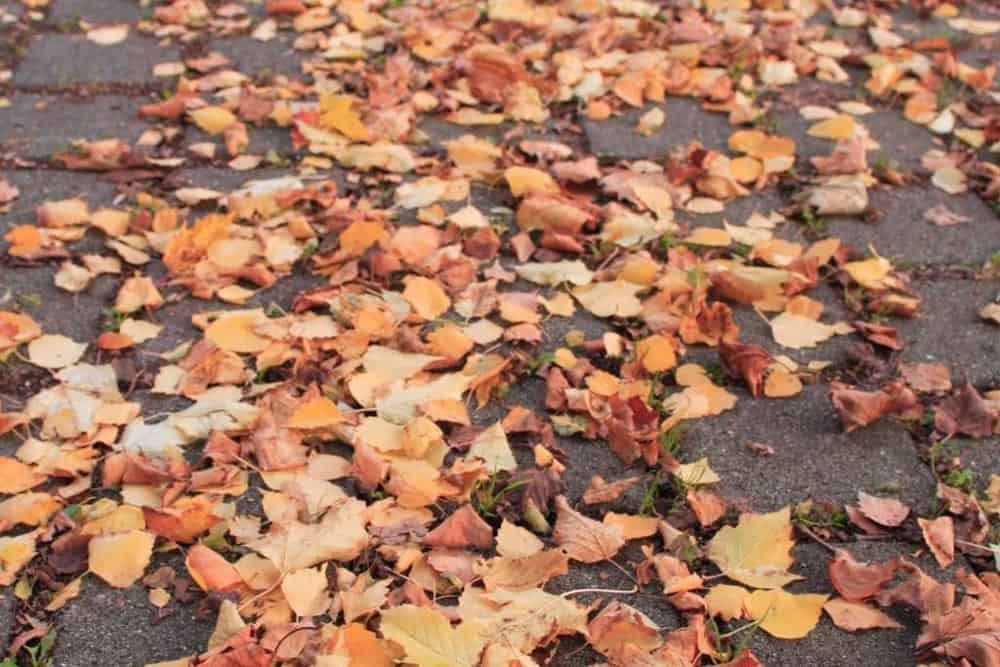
[828,549,898,601]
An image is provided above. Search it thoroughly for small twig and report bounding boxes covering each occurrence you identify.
[269,625,318,666]
[797,524,838,553]
[560,585,638,598]
[607,558,638,585]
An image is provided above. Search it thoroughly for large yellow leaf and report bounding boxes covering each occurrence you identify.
[88,529,155,588]
[746,589,828,639]
[380,604,486,667]
[319,94,372,142]
[706,507,802,589]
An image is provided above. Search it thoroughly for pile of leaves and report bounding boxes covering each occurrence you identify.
[2,0,1000,665]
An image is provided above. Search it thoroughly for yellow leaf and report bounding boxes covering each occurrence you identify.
[764,366,802,398]
[0,532,38,586]
[842,256,893,290]
[807,114,856,140]
[684,227,732,247]
[705,584,750,621]
[636,335,676,373]
[504,166,559,197]
[319,94,372,142]
[288,396,345,429]
[747,589,828,639]
[189,106,238,135]
[380,604,486,667]
[769,313,853,350]
[672,457,720,486]
[88,530,155,588]
[205,311,270,354]
[706,507,802,589]
[573,280,643,318]
[402,276,451,320]
[46,576,84,611]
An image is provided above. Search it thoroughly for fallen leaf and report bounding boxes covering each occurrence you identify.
[282,566,331,616]
[918,516,955,568]
[27,334,87,369]
[857,492,910,528]
[823,598,902,631]
[746,589,828,639]
[923,204,970,226]
[553,496,625,563]
[86,25,129,45]
[380,605,486,667]
[88,530,155,588]
[706,507,801,589]
[828,548,898,601]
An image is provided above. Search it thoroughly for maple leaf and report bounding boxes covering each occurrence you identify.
[553,496,626,563]
[379,605,486,667]
[706,507,802,589]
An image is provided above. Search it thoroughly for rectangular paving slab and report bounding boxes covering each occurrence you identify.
[896,278,1000,388]
[14,34,178,86]
[0,95,147,159]
[51,565,212,667]
[583,97,731,161]
[0,170,119,229]
[46,0,144,25]
[824,187,1000,265]
[684,384,935,514]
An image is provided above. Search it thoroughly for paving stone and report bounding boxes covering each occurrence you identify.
[685,384,935,514]
[674,186,786,230]
[0,592,14,654]
[418,116,511,146]
[163,166,302,197]
[51,568,211,667]
[0,264,117,343]
[211,35,305,79]
[583,98,731,161]
[896,279,1000,389]
[0,170,120,231]
[46,0,144,25]
[186,124,297,160]
[749,540,963,667]
[943,436,1000,493]
[823,187,1000,265]
[14,34,178,86]
[0,94,147,159]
